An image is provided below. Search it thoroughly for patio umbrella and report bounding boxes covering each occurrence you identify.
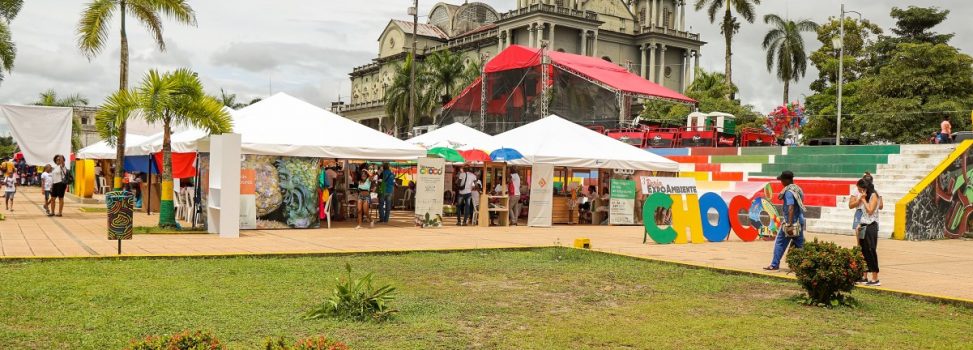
[428,147,465,163]
[490,148,524,162]
[458,149,491,162]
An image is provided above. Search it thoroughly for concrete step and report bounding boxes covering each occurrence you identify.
[877,163,941,171]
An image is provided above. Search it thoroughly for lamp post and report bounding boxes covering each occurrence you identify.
[408,0,418,139]
[832,4,862,146]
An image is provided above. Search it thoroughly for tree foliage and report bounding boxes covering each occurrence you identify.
[693,0,761,98]
[803,6,973,144]
[762,14,818,105]
[640,69,763,129]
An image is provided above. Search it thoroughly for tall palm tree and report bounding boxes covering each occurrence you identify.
[97,68,231,228]
[762,14,818,104]
[423,50,464,104]
[0,0,23,82]
[32,90,90,151]
[77,0,197,190]
[694,0,761,98]
[385,54,435,136]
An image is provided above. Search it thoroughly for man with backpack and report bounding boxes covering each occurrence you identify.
[764,170,806,271]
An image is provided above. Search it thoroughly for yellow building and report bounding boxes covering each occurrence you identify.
[339,0,705,134]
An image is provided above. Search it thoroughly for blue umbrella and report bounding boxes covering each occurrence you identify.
[490,148,524,162]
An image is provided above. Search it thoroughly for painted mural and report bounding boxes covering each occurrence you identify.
[905,148,973,240]
[243,155,320,229]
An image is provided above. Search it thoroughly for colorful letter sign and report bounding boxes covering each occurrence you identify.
[641,177,762,244]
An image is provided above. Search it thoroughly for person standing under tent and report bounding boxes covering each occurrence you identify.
[3,171,15,211]
[508,169,522,226]
[456,166,477,226]
[378,163,395,223]
[764,171,806,271]
[355,167,373,229]
[40,165,52,215]
[49,155,69,217]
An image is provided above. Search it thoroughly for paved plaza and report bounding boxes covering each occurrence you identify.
[2,187,972,302]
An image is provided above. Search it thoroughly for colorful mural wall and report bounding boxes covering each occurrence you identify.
[243,155,320,229]
[903,142,973,240]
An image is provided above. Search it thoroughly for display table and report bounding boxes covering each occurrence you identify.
[478,195,509,227]
[552,196,579,224]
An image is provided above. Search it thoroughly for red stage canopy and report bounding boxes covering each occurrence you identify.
[483,45,695,103]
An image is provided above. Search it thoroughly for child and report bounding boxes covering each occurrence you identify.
[41,165,52,215]
[3,173,15,211]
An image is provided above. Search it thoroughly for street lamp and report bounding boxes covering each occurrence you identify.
[407,1,418,139]
[833,4,862,146]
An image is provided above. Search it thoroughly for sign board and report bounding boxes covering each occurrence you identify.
[609,179,637,225]
[640,176,698,195]
[528,163,554,227]
[239,168,257,230]
[414,157,445,227]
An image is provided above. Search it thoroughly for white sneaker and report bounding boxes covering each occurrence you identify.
[370,220,375,228]
[355,225,361,229]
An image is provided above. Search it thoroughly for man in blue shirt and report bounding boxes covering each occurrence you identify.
[765,170,806,271]
[378,163,395,223]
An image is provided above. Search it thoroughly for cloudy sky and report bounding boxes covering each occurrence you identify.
[0,0,970,134]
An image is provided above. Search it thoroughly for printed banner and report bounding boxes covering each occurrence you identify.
[610,179,636,225]
[528,163,554,227]
[640,176,698,195]
[414,157,445,227]
[239,169,257,230]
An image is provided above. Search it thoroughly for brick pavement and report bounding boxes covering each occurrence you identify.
[2,187,972,302]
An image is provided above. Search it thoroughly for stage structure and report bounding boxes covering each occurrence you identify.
[441,45,696,135]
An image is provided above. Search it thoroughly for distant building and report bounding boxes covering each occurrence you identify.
[74,106,100,149]
[340,0,705,132]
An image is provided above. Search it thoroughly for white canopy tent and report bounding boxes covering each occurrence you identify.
[219,93,424,159]
[406,122,498,151]
[77,134,150,159]
[493,115,679,171]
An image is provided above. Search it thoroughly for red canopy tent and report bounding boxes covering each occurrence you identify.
[443,45,695,133]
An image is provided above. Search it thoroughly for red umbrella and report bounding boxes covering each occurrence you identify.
[459,149,491,162]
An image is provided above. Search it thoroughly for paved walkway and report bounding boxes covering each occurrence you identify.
[3,187,973,302]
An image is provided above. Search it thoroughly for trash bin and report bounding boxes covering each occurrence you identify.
[106,191,135,240]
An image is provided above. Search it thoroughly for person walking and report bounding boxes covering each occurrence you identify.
[455,166,477,226]
[849,178,881,286]
[764,171,806,271]
[508,169,522,226]
[49,155,69,217]
[3,171,14,211]
[377,163,395,223]
[354,167,373,229]
[41,165,52,215]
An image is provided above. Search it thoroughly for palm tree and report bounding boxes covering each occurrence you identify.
[762,14,818,104]
[218,88,245,109]
[0,0,23,82]
[77,0,197,190]
[685,69,736,99]
[97,69,232,228]
[384,54,435,136]
[694,0,761,98]
[423,50,464,104]
[458,58,483,92]
[32,90,90,151]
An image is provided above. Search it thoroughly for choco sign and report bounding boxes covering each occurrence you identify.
[640,177,760,244]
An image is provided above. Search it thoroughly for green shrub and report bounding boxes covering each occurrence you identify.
[306,263,397,322]
[785,238,866,307]
[126,330,224,350]
[263,336,349,350]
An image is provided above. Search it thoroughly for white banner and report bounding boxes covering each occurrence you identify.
[640,176,698,195]
[0,105,73,167]
[528,163,554,227]
[414,157,445,227]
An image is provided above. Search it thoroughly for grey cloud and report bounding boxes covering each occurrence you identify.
[211,41,373,74]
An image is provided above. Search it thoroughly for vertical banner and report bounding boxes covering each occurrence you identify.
[609,179,637,225]
[239,168,257,230]
[528,163,554,227]
[414,157,445,227]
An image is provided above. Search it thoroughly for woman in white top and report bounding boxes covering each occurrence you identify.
[49,155,68,217]
[3,173,15,211]
[849,178,880,286]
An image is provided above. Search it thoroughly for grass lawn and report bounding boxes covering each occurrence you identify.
[1,248,971,349]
